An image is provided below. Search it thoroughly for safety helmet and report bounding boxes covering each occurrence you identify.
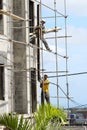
[41,19,46,23]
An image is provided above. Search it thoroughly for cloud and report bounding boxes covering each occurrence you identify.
[41,47,65,63]
[67,26,87,45]
[41,0,87,16]
[67,0,87,16]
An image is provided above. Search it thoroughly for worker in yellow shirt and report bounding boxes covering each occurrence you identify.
[40,74,50,104]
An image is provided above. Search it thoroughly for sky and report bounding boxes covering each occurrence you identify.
[38,0,87,108]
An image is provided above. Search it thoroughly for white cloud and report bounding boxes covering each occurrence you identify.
[41,46,65,63]
[67,26,87,45]
[41,0,87,16]
[67,0,87,16]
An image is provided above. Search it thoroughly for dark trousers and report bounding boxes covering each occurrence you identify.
[41,90,50,104]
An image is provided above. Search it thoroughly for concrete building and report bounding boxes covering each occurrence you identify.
[0,0,40,114]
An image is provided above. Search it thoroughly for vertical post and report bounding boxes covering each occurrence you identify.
[37,4,40,81]
[54,0,59,108]
[64,0,69,117]
[40,0,44,79]
[25,0,30,114]
[6,0,14,112]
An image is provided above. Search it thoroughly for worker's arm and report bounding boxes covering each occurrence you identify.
[29,25,41,36]
[44,27,61,34]
[44,80,50,84]
[34,25,41,30]
[40,80,43,88]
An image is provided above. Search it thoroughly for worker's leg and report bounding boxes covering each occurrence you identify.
[41,36,52,52]
[41,90,45,105]
[29,35,36,44]
[45,92,50,104]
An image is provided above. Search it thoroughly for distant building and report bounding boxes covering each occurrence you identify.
[76,108,87,119]
[0,0,40,114]
[69,108,87,125]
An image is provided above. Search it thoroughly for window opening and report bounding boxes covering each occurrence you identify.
[0,64,4,100]
[0,0,2,19]
[29,1,34,33]
[30,68,37,113]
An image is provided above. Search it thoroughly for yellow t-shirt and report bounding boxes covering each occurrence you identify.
[43,79,50,92]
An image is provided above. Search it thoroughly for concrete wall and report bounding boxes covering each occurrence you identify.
[0,34,13,113]
[13,0,38,114]
[0,0,39,114]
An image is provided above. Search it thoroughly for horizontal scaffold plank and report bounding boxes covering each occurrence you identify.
[0,9,25,21]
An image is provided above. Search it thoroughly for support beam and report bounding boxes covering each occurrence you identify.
[0,9,25,21]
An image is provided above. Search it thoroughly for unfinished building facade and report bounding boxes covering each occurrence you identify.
[0,0,40,114]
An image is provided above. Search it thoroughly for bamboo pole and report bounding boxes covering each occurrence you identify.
[0,9,25,21]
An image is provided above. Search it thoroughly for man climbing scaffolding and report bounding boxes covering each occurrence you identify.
[29,19,61,52]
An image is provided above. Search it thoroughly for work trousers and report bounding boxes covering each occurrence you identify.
[30,34,51,51]
[29,35,36,44]
[41,90,50,104]
[41,35,51,51]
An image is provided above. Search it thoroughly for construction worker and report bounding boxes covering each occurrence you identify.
[38,19,52,51]
[40,74,50,104]
[30,19,52,52]
[30,19,61,51]
[30,20,59,51]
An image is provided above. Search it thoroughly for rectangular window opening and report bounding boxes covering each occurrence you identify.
[29,1,34,33]
[29,1,35,44]
[0,0,3,34]
[0,0,3,19]
[0,64,4,100]
[30,68,37,113]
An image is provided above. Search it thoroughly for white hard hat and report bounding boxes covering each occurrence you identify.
[41,19,46,23]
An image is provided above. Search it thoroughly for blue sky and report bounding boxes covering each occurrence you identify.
[38,0,87,108]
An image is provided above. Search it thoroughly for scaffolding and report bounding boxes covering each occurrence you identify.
[37,0,70,112]
[0,0,74,114]
[0,9,25,21]
[38,0,87,116]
